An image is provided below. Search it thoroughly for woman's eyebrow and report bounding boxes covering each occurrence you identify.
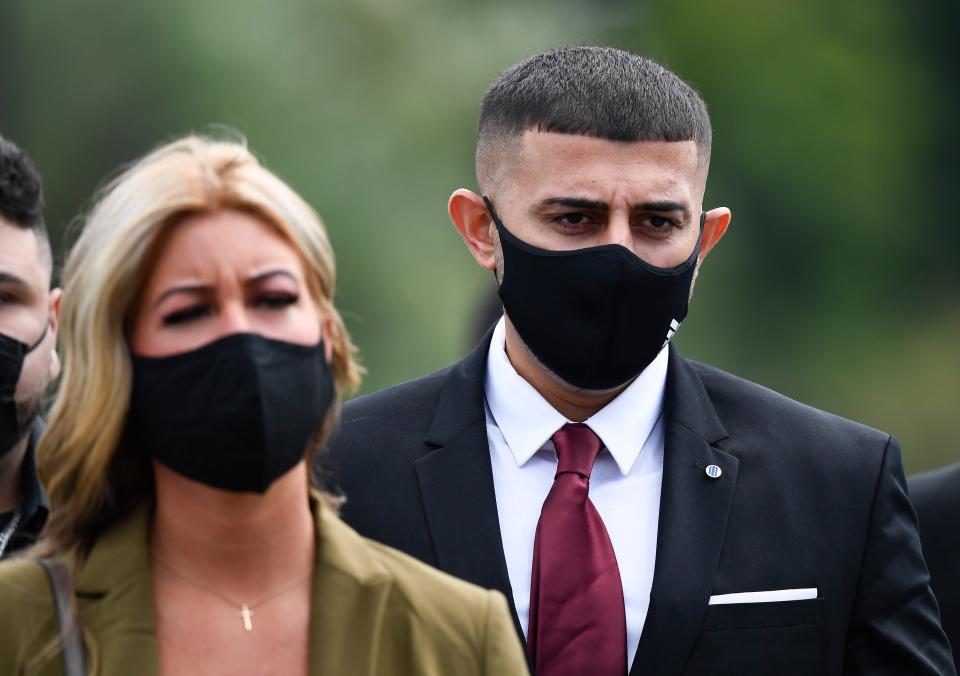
[151,270,301,308]
[244,269,300,285]
[153,283,212,308]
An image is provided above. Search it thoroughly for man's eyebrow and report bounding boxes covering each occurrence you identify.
[633,201,690,218]
[539,197,690,218]
[153,283,212,308]
[540,197,609,211]
[0,271,28,288]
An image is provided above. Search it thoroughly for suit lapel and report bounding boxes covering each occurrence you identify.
[631,348,738,676]
[414,329,521,636]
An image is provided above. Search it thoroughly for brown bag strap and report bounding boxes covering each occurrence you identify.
[38,557,87,676]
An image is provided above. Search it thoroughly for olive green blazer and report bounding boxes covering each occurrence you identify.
[0,497,528,675]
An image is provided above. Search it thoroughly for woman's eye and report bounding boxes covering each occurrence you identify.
[162,305,210,326]
[254,292,299,309]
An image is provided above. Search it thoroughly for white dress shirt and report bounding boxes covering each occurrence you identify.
[484,317,666,669]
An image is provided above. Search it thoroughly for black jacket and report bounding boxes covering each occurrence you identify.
[327,335,955,676]
[1,418,49,558]
[910,463,960,669]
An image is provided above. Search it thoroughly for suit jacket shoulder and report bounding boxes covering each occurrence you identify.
[336,364,452,458]
[328,346,488,557]
[686,358,900,513]
[690,358,890,450]
[676,359,897,529]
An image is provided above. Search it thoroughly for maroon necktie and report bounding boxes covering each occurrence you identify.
[528,423,627,676]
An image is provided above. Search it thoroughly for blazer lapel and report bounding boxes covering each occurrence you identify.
[74,503,161,676]
[631,348,739,676]
[310,501,393,676]
[414,329,521,635]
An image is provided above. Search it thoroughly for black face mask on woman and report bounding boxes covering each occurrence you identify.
[128,333,335,494]
[484,197,704,391]
[0,327,47,457]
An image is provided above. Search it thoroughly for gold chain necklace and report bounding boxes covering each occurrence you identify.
[151,553,315,631]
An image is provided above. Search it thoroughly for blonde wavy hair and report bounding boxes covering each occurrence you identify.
[35,134,362,558]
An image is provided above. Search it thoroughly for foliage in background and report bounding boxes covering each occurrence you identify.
[1,0,956,471]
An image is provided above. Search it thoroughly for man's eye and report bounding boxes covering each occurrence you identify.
[642,216,679,230]
[550,213,589,227]
[254,292,299,310]
[162,305,210,326]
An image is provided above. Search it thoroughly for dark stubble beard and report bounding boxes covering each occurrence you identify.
[1,392,43,456]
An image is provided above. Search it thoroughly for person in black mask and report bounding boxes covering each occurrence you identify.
[327,46,954,676]
[0,135,526,676]
[0,135,60,559]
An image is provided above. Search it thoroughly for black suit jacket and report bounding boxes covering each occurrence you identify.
[910,463,960,669]
[327,334,955,675]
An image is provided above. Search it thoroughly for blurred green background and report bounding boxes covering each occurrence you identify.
[2,0,956,472]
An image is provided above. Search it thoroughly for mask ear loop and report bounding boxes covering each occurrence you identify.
[0,324,48,362]
[481,195,505,229]
[24,324,48,355]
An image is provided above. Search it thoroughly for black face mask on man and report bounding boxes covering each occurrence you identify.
[484,197,703,391]
[127,332,335,494]
[0,327,47,457]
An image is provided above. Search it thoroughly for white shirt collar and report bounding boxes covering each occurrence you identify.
[483,317,668,475]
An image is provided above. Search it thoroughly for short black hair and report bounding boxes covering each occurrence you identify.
[0,134,51,269]
[476,46,711,189]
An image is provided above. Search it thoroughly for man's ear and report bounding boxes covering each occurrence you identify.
[448,189,497,272]
[48,288,62,380]
[699,207,731,263]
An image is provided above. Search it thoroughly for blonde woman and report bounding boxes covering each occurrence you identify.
[0,136,527,676]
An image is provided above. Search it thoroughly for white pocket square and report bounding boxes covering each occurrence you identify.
[708,588,818,605]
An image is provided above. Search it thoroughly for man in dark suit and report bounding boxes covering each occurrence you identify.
[911,463,960,668]
[327,46,954,675]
